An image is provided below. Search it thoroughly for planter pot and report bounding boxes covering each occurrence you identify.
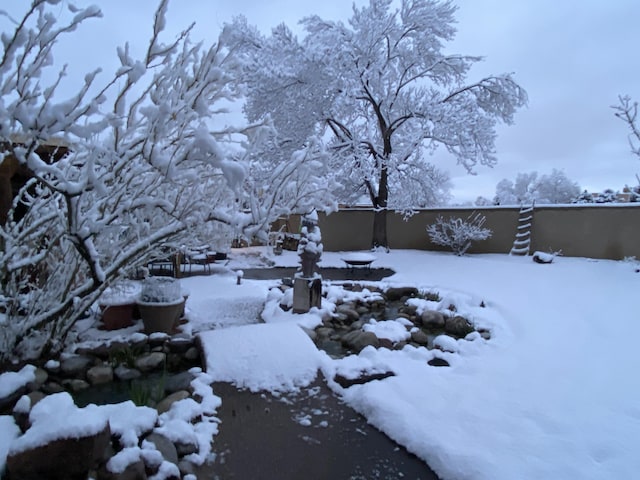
[180,294,189,318]
[99,303,135,331]
[137,298,185,335]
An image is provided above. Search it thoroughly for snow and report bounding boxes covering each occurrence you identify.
[10,392,109,454]
[432,334,459,353]
[0,365,36,398]
[196,248,640,480]
[363,319,411,342]
[340,252,376,262]
[107,446,142,474]
[0,416,20,474]
[152,369,221,465]
[1,247,639,479]
[533,251,555,263]
[101,402,157,448]
[44,359,60,370]
[13,395,31,414]
[199,322,323,392]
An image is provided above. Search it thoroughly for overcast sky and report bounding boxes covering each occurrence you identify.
[4,0,640,203]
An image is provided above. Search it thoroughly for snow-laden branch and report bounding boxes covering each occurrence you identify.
[613,95,640,160]
[0,1,300,360]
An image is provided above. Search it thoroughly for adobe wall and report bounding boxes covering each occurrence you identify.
[530,206,640,259]
[311,205,640,259]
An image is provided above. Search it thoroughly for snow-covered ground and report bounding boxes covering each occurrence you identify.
[189,248,640,480]
[2,247,639,479]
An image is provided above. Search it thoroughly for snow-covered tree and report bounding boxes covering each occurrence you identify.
[623,184,640,202]
[573,190,595,204]
[474,196,493,207]
[427,212,492,256]
[536,169,581,204]
[613,95,640,193]
[0,1,331,360]
[613,95,640,160]
[240,134,338,239]
[494,170,579,205]
[225,0,527,249]
[594,188,619,203]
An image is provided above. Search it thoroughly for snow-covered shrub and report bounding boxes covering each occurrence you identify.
[426,213,492,256]
[0,1,334,361]
[594,189,619,203]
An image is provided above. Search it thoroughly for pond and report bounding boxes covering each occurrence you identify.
[241,267,395,281]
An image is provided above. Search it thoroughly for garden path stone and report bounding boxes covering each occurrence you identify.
[341,330,379,352]
[60,354,93,376]
[145,433,178,466]
[29,368,48,389]
[6,423,110,480]
[428,357,450,367]
[114,365,141,381]
[62,379,90,392]
[385,286,419,301]
[134,352,166,372]
[335,304,360,321]
[411,329,430,345]
[86,365,113,385]
[445,315,475,338]
[168,336,194,353]
[41,382,64,394]
[156,390,190,414]
[164,371,195,393]
[184,346,199,361]
[421,310,445,328]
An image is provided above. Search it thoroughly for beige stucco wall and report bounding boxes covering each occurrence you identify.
[529,205,640,259]
[310,206,640,259]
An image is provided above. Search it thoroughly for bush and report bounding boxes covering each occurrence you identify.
[427,213,492,256]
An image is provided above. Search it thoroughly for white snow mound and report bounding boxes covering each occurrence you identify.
[199,322,323,392]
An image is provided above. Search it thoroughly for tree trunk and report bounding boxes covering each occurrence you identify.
[371,208,388,250]
[371,165,389,250]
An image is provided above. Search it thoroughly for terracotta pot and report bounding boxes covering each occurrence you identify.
[137,298,185,335]
[99,303,135,331]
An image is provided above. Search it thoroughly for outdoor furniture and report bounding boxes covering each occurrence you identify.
[148,257,175,276]
[190,252,217,275]
[179,251,192,275]
[341,253,376,273]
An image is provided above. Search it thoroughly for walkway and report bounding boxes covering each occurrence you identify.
[194,379,439,480]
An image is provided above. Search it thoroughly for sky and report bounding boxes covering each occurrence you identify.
[3,0,639,203]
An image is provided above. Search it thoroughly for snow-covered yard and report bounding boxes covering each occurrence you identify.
[2,248,639,479]
[186,248,640,480]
